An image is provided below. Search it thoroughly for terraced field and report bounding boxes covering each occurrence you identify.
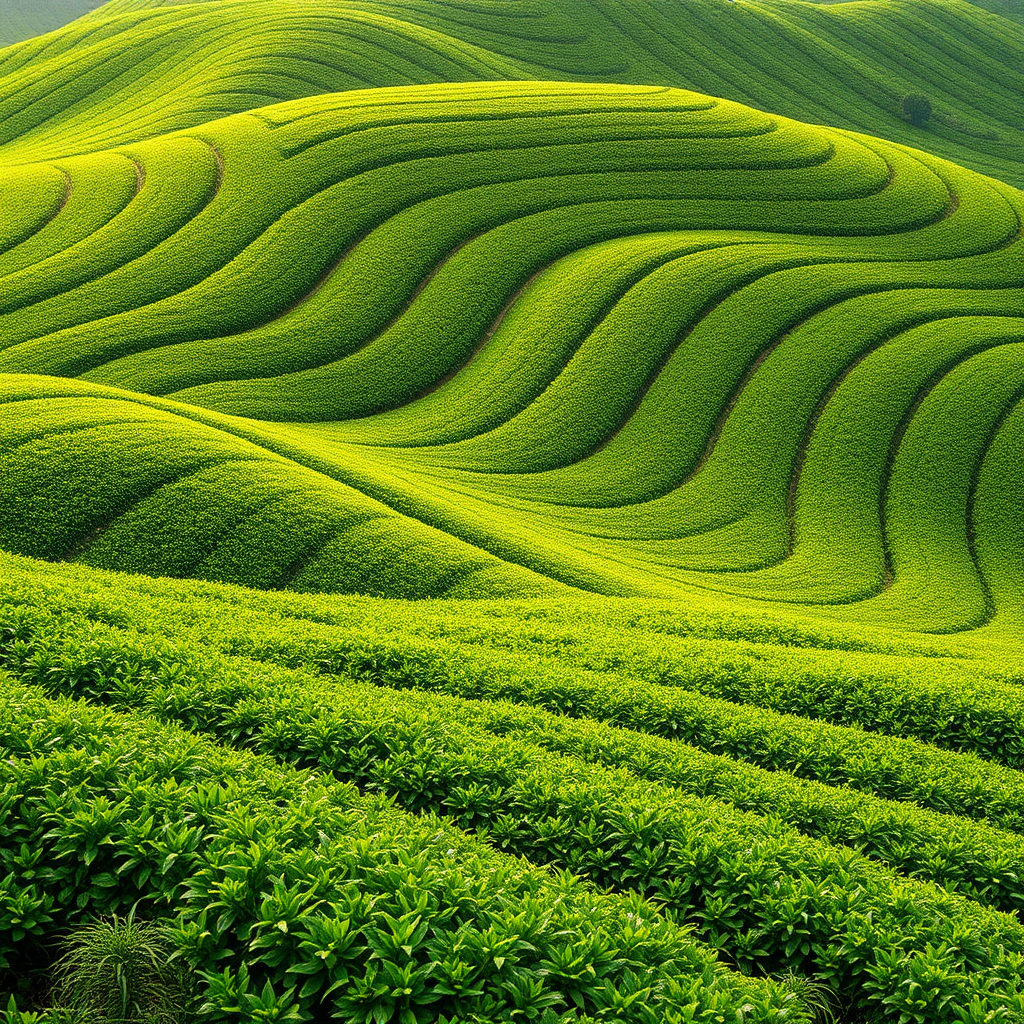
[1,0,1022,1021]
[2,81,1021,631]
[2,0,1023,182]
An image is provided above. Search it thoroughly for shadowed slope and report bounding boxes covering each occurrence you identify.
[1,83,1020,631]
[0,0,101,46]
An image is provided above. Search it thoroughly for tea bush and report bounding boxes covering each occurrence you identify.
[0,677,806,1023]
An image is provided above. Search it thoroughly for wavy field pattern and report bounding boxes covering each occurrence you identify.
[1,81,1020,635]
[1,0,1022,184]
[3,2,1024,1021]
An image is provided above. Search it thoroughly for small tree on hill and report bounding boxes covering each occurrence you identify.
[902,93,932,127]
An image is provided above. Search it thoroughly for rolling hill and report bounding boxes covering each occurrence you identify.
[1,0,1023,184]
[1,0,1023,1020]
[0,0,101,46]
[1,80,1021,635]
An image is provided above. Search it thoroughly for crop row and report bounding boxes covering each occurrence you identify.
[0,164,67,260]
[0,138,219,316]
[2,0,1022,184]
[857,340,1024,628]
[3,94,882,381]
[0,676,803,1023]
[3,371,1018,732]
[6,603,1024,914]
[4,611,1024,1020]
[973,397,1024,617]
[3,524,1020,811]
[768,312,1024,603]
[0,96,999,612]
[0,385,552,599]
[3,362,1014,612]
[0,87,974,387]
[0,151,139,285]
[261,627,1024,826]
[0,5,522,158]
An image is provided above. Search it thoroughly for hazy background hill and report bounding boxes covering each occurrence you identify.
[1,0,1022,185]
[0,0,102,45]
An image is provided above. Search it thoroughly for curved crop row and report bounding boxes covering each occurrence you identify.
[0,82,1019,627]
[4,580,1024,1019]
[4,603,1024,917]
[2,0,1022,185]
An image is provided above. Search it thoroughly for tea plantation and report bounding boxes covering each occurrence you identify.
[0,0,1021,1021]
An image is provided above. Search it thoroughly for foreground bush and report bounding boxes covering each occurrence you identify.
[0,677,805,1023]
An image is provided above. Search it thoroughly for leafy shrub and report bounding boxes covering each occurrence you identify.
[0,677,804,1023]
[902,93,932,126]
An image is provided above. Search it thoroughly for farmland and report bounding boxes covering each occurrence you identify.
[0,0,1022,1021]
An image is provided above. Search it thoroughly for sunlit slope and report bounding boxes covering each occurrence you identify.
[0,0,1022,185]
[1,83,1020,630]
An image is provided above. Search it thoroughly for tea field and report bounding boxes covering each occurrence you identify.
[0,0,1021,1021]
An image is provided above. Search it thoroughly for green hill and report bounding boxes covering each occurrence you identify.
[2,2,1023,1019]
[966,0,1024,23]
[0,0,102,46]
[1,81,1021,635]
[2,0,1023,184]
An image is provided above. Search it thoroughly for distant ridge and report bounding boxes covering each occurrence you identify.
[1,0,1022,185]
[0,0,102,46]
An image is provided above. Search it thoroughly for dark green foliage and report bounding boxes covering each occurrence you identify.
[0,677,805,1023]
[902,93,933,127]
[0,577,1023,1021]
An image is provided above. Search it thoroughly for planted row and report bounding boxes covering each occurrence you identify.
[0,677,801,1023]
[8,613,1024,1021]
[6,607,1024,915]
[4,557,1021,833]
[244,625,1024,831]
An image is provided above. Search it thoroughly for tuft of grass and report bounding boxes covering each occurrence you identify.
[774,971,840,1024]
[52,910,192,1024]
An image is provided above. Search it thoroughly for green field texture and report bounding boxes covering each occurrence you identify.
[2,552,1024,1020]
[1,81,1020,639]
[1,0,1023,184]
[2,1,1024,1018]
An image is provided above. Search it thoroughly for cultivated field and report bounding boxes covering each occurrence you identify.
[0,0,1021,1021]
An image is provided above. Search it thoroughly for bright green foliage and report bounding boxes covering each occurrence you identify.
[1,0,1022,184]
[0,82,1020,625]
[0,1,1021,1018]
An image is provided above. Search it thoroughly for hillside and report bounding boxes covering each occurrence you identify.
[2,81,1021,634]
[1,1,1023,1020]
[1,0,1023,184]
[2,549,1024,1020]
[0,0,101,46]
